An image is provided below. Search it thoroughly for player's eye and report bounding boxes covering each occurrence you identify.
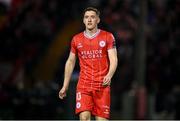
[84,16,89,19]
[91,15,95,19]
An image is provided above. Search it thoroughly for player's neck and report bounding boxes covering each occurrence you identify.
[85,28,99,38]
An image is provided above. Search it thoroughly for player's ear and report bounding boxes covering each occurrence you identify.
[97,17,100,24]
[83,18,85,25]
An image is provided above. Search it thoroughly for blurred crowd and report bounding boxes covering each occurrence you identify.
[0,0,179,120]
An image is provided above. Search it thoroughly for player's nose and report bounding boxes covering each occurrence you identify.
[88,18,92,22]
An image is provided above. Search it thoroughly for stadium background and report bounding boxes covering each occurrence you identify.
[0,0,179,120]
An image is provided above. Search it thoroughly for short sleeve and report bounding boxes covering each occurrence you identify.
[70,37,77,54]
[107,33,116,50]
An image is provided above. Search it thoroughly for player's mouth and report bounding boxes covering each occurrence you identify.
[88,23,92,25]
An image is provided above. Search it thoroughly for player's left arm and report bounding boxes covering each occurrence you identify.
[102,48,118,86]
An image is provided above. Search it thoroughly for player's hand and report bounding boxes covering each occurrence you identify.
[59,87,67,99]
[102,74,112,86]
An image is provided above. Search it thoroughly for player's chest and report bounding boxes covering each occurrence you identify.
[76,39,107,51]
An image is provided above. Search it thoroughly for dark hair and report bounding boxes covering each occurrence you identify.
[83,7,100,17]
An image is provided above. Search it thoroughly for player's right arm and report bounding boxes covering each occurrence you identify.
[59,52,76,99]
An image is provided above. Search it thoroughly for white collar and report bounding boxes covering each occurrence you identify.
[84,29,100,39]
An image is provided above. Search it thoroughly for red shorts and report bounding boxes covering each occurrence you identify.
[75,86,110,119]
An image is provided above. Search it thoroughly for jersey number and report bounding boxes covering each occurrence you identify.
[76,92,81,100]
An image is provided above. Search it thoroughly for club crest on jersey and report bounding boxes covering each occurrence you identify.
[76,102,81,109]
[99,40,106,47]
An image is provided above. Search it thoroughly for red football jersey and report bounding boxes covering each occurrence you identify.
[71,29,116,91]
